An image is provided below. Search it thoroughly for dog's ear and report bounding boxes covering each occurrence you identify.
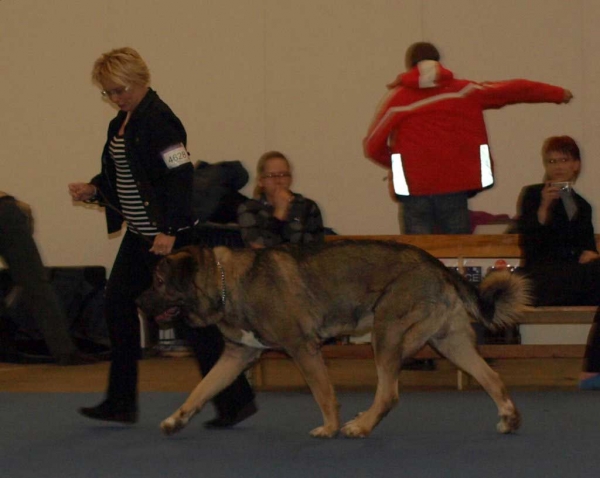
[179,252,198,280]
[154,256,169,278]
[169,251,198,290]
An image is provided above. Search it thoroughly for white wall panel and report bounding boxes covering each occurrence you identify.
[263,0,422,233]
[0,0,598,269]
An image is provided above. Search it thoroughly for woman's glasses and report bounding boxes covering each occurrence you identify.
[101,85,130,99]
[262,172,291,179]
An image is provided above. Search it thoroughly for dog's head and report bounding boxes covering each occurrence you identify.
[137,246,225,328]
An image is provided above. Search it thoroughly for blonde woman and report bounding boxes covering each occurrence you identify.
[237,151,324,248]
[69,47,256,425]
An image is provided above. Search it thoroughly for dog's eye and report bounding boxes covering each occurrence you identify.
[156,277,164,286]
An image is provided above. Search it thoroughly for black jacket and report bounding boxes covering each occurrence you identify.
[518,183,597,267]
[91,89,193,235]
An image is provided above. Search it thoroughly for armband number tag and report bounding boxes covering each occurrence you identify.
[161,143,190,169]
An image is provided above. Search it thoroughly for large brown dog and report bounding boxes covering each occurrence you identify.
[137,240,530,438]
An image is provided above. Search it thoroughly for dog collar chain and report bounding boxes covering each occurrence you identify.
[216,260,226,306]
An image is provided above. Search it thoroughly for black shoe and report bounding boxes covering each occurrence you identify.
[57,351,99,366]
[79,400,138,424]
[204,401,258,429]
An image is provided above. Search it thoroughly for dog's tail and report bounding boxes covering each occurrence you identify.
[472,271,532,331]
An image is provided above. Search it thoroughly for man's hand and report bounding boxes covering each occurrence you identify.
[562,89,573,104]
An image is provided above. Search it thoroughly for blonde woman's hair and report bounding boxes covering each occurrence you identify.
[253,151,292,198]
[92,47,150,88]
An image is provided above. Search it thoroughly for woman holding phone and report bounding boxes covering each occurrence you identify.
[517,136,600,390]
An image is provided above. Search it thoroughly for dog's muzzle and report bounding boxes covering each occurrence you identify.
[154,306,181,324]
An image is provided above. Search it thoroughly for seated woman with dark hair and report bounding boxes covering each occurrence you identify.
[517,135,600,390]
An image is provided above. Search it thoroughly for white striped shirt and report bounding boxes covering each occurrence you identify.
[109,135,159,236]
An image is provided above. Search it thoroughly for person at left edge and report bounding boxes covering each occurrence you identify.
[68,47,256,426]
[0,191,97,365]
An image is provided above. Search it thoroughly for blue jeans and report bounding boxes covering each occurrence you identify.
[400,192,470,234]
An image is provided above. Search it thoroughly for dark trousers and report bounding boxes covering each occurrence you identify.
[104,229,254,413]
[585,309,600,372]
[528,261,600,307]
[526,260,600,373]
[0,197,77,358]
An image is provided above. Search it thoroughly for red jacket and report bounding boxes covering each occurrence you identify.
[363,61,566,196]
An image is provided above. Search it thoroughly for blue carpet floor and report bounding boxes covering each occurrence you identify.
[1,391,599,478]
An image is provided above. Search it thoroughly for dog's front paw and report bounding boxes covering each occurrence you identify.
[160,408,195,436]
[341,420,370,438]
[309,425,338,438]
[496,409,521,434]
[161,416,186,435]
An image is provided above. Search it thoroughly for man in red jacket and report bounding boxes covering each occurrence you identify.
[364,42,573,234]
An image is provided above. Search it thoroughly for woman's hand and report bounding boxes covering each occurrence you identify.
[540,181,561,205]
[68,183,96,201]
[272,186,294,220]
[537,182,560,224]
[150,233,176,256]
[579,250,600,264]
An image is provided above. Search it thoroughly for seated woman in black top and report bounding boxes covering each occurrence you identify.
[517,136,600,390]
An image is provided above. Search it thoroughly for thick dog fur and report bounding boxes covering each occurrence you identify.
[138,240,531,438]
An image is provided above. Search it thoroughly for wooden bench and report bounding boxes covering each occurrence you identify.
[251,234,598,390]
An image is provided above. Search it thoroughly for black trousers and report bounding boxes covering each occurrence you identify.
[104,229,254,413]
[526,261,600,372]
[0,197,77,358]
[584,309,600,372]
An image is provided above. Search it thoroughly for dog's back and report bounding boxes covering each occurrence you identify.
[249,240,528,342]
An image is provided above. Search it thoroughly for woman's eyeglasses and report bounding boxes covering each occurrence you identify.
[262,172,291,179]
[101,85,130,99]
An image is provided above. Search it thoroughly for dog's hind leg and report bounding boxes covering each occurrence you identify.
[291,348,340,438]
[430,327,521,434]
[341,314,433,438]
[161,343,260,436]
